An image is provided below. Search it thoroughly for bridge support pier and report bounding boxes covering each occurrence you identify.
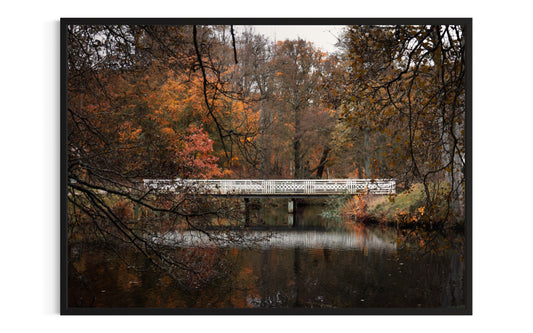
[241,198,250,227]
[288,199,296,227]
[288,199,295,214]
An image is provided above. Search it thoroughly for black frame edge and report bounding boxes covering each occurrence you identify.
[60,18,68,315]
[464,17,473,315]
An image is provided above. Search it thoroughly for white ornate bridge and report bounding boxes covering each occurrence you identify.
[143,179,396,197]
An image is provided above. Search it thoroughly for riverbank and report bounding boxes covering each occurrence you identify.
[339,183,464,230]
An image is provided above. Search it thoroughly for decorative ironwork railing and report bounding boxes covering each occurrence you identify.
[143,179,396,196]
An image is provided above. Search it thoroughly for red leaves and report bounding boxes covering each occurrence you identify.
[175,124,222,179]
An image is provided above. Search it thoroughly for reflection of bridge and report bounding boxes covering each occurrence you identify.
[143,179,396,197]
[155,230,397,251]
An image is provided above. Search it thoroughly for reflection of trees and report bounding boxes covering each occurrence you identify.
[393,228,465,307]
[396,227,465,261]
[69,225,464,308]
[244,223,464,308]
[69,244,245,307]
[293,247,302,307]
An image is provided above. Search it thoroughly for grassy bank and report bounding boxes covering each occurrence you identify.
[369,183,426,223]
[340,183,461,229]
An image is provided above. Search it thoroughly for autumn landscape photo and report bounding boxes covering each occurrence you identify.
[63,19,470,314]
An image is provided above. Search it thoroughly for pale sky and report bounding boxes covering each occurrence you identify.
[238,25,346,54]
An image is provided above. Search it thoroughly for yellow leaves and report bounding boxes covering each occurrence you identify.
[396,209,408,216]
[414,129,422,141]
[118,121,142,142]
[221,169,234,178]
[132,128,142,138]
[160,127,175,136]
[394,205,425,225]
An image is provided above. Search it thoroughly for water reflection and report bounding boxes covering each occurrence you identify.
[156,230,396,251]
[68,203,465,309]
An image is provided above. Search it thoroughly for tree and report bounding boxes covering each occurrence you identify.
[271,39,336,179]
[67,24,261,285]
[234,29,276,178]
[340,25,466,225]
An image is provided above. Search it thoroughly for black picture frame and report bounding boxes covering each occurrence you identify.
[61,17,472,315]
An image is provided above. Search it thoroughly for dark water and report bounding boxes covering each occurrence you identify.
[68,203,465,309]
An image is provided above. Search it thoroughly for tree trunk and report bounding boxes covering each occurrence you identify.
[293,106,301,179]
[441,112,465,225]
[363,130,371,177]
[259,100,269,178]
[315,147,330,179]
[433,26,465,225]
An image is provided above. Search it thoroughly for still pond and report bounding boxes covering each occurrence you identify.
[68,202,465,309]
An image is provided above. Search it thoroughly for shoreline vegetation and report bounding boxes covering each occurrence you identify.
[69,183,462,244]
[335,183,464,230]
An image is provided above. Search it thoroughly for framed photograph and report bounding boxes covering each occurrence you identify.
[61,18,472,314]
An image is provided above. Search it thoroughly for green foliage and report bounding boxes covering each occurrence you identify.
[320,195,349,221]
[369,184,426,222]
[365,182,461,228]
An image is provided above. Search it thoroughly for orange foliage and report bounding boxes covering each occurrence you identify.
[176,125,222,179]
[341,195,372,223]
[113,200,133,221]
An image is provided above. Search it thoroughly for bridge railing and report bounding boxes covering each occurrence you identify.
[143,179,396,196]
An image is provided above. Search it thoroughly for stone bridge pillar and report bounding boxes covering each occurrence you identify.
[288,199,295,213]
[288,199,296,227]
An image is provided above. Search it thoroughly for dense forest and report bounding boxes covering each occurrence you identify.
[67,24,466,281]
